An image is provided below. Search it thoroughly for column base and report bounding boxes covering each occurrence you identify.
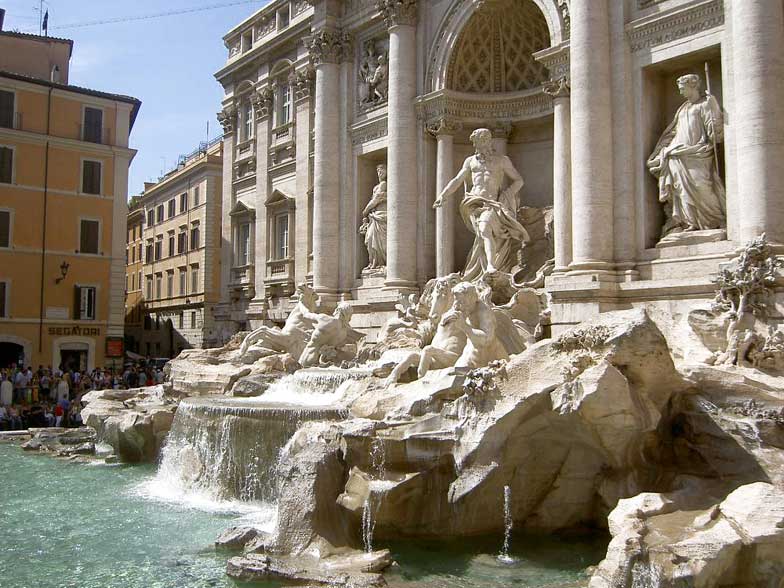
[383,279,419,297]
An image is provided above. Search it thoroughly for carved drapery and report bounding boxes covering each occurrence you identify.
[306,28,352,65]
[375,0,417,28]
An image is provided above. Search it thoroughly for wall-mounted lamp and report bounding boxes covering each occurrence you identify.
[55,261,70,284]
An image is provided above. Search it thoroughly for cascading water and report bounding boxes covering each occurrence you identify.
[147,368,355,510]
[362,437,389,553]
[498,485,515,563]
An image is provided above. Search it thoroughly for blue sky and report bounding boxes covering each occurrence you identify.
[3,0,270,197]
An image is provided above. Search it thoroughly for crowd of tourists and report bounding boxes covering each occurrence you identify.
[0,362,166,431]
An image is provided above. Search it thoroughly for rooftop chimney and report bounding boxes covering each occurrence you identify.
[0,9,6,31]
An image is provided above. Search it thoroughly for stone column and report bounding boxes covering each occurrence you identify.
[732,2,784,245]
[308,29,349,298]
[378,0,419,290]
[292,68,315,285]
[428,118,458,277]
[544,77,572,272]
[569,0,614,271]
[217,105,237,305]
[491,123,512,156]
[252,86,273,303]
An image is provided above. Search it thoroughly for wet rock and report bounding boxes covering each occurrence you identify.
[589,482,784,587]
[226,552,388,588]
[81,386,178,463]
[215,527,259,551]
[21,427,96,456]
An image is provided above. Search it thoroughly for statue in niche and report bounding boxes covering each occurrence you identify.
[359,40,388,107]
[434,128,530,282]
[385,282,508,384]
[359,163,388,272]
[298,303,365,368]
[647,74,726,241]
[238,283,317,362]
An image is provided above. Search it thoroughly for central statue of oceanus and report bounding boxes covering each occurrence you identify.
[434,128,529,281]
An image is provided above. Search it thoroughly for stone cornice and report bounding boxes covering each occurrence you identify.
[375,0,417,29]
[626,0,724,53]
[534,41,570,82]
[306,28,353,65]
[351,116,388,146]
[415,88,553,127]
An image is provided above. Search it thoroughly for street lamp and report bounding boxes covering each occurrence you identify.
[55,261,70,284]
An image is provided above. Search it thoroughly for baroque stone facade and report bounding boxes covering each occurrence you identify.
[212,0,784,343]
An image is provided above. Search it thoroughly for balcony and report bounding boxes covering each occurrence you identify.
[230,264,254,289]
[266,258,294,284]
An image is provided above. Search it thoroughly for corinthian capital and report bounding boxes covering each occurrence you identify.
[543,76,570,99]
[376,0,417,28]
[217,104,238,133]
[306,28,352,65]
[251,85,274,118]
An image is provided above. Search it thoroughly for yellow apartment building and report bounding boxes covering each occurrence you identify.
[125,200,145,354]
[0,27,141,371]
[138,139,223,357]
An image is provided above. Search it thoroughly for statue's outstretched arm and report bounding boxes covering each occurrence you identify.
[434,159,471,208]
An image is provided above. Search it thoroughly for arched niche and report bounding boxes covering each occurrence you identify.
[426,0,565,94]
[446,0,551,93]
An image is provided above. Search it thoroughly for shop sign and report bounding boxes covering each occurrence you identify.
[105,337,124,358]
[48,326,101,337]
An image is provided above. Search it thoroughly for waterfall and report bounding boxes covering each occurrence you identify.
[362,438,390,553]
[260,368,371,406]
[498,485,515,563]
[151,396,344,506]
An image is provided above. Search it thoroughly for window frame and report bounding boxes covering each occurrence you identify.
[190,264,199,294]
[81,104,105,144]
[193,185,200,207]
[0,88,16,130]
[74,284,98,321]
[0,144,15,185]
[0,279,9,318]
[78,217,101,255]
[80,157,103,195]
[0,207,13,249]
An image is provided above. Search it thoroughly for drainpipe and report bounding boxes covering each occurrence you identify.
[38,86,53,356]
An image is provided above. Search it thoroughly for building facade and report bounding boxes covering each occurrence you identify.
[138,140,223,357]
[0,27,140,371]
[214,0,784,338]
[124,201,145,354]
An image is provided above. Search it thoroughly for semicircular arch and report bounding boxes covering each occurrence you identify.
[425,0,565,94]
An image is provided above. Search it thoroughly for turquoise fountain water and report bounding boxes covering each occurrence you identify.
[0,369,607,587]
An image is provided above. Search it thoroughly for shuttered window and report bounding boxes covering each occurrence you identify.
[82,160,101,194]
[73,286,96,320]
[0,281,7,317]
[0,146,12,184]
[0,210,9,248]
[79,220,99,254]
[0,91,14,129]
[83,107,103,143]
